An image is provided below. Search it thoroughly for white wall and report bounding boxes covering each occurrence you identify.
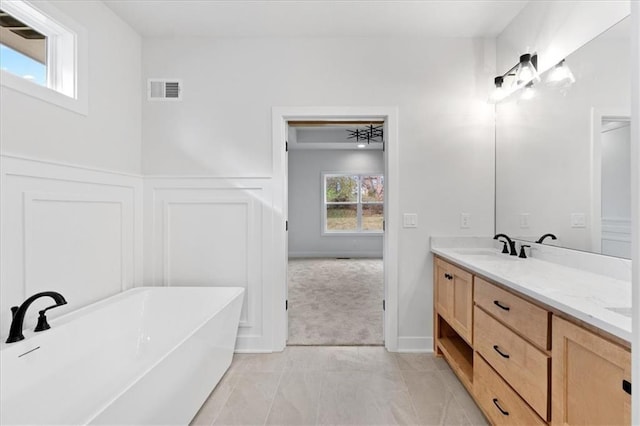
[0,0,142,174]
[288,149,384,258]
[0,1,143,338]
[142,36,496,351]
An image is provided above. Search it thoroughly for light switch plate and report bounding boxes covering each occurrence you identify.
[571,213,586,228]
[519,213,530,228]
[403,213,418,228]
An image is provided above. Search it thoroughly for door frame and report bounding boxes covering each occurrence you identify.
[589,108,631,254]
[271,106,399,351]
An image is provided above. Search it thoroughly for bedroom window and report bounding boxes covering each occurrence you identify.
[0,1,87,114]
[323,173,384,234]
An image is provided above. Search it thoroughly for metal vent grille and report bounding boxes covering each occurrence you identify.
[147,79,182,101]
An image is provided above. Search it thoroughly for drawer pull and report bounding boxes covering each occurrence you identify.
[493,345,510,359]
[492,398,509,416]
[493,300,510,311]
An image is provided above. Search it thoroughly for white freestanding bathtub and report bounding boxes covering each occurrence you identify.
[0,286,244,425]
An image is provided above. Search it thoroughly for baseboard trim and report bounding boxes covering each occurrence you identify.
[397,336,433,353]
[289,251,383,258]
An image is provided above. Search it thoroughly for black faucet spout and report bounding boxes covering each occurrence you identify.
[493,233,518,256]
[6,291,67,343]
[536,233,557,244]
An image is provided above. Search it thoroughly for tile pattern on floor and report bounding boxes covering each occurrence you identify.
[191,346,488,426]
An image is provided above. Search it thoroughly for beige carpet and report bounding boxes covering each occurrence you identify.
[287,258,384,345]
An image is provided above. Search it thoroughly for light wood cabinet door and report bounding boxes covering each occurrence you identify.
[449,265,473,344]
[552,316,631,426]
[435,258,473,344]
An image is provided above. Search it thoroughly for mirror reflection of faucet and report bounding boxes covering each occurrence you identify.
[536,233,557,244]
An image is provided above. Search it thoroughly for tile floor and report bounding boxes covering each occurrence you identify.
[191,346,488,426]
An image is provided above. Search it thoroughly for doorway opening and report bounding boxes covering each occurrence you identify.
[271,107,399,352]
[287,121,385,345]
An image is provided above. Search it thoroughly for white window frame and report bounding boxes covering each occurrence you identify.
[0,0,88,115]
[322,172,384,236]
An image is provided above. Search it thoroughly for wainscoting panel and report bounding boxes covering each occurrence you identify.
[0,155,143,333]
[144,178,273,351]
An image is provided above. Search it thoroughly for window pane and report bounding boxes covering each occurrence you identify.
[326,204,357,231]
[361,175,384,202]
[362,204,384,231]
[0,42,47,86]
[326,176,358,202]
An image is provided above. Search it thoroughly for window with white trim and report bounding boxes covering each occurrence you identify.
[0,0,87,114]
[323,173,384,234]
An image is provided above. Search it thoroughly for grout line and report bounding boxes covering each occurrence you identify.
[397,360,422,424]
[208,358,244,426]
[261,359,287,425]
[314,370,326,426]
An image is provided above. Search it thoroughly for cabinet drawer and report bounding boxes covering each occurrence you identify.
[474,353,546,426]
[474,277,550,350]
[474,306,550,420]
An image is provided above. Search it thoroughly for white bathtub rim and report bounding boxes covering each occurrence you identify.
[1,286,243,351]
[1,286,245,425]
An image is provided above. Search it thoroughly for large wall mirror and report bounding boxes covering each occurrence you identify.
[495,16,631,258]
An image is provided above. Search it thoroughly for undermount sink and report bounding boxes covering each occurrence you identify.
[449,248,519,261]
[605,307,633,318]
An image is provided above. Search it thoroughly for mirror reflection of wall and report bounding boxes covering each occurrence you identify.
[600,118,631,258]
[495,16,631,258]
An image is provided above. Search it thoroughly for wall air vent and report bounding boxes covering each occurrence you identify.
[147,79,182,101]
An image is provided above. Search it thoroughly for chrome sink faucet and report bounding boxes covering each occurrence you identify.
[493,234,517,256]
[6,291,67,343]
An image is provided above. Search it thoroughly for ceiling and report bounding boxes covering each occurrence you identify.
[103,1,528,38]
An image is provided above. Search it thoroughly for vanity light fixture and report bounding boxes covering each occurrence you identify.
[488,53,539,103]
[546,59,576,86]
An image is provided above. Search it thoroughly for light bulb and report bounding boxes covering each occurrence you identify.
[546,60,575,86]
[357,143,366,148]
[520,83,536,100]
[513,54,540,89]
[488,76,508,104]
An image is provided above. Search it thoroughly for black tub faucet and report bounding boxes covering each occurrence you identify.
[536,233,557,244]
[6,291,67,343]
[494,234,517,256]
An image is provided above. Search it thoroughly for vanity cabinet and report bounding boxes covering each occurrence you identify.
[435,258,473,344]
[434,254,631,426]
[551,316,631,425]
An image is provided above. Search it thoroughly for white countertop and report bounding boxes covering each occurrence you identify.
[431,244,632,343]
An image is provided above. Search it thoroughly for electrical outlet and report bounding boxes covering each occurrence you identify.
[460,213,471,229]
[519,213,530,228]
[571,213,586,228]
[403,213,418,228]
